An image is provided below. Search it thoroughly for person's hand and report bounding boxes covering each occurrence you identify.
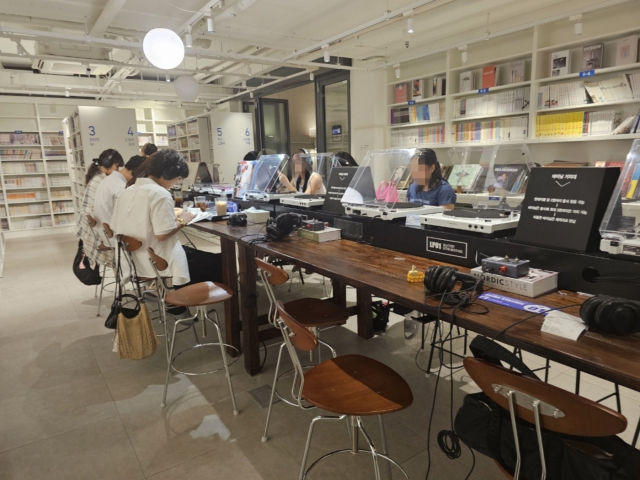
[278,171,287,183]
[177,210,196,225]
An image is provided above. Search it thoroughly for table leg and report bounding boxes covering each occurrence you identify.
[356,288,373,340]
[331,279,347,308]
[238,244,261,376]
[220,237,241,357]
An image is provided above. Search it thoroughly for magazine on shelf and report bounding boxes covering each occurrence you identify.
[616,35,639,66]
[412,79,423,100]
[508,60,526,84]
[550,50,570,76]
[481,65,496,89]
[582,43,604,70]
[395,84,408,103]
[459,71,474,92]
[448,164,483,192]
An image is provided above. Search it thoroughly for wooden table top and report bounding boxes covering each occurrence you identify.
[191,221,640,391]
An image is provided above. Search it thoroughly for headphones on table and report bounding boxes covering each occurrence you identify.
[424,265,484,306]
[580,295,640,335]
[227,213,247,227]
[266,213,303,240]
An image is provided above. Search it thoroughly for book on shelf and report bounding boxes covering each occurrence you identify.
[630,73,640,98]
[536,111,621,138]
[584,76,634,103]
[453,87,530,118]
[395,84,408,103]
[412,79,423,100]
[613,111,640,134]
[632,108,640,134]
[582,43,604,70]
[537,81,589,109]
[459,71,474,93]
[551,50,571,77]
[481,65,497,89]
[391,102,445,125]
[616,35,639,66]
[542,160,588,168]
[453,115,529,143]
[509,60,525,84]
[0,133,40,145]
[449,164,484,192]
[433,76,446,96]
[625,164,640,199]
[390,125,446,147]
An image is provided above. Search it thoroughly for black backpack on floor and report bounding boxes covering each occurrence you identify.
[454,336,640,480]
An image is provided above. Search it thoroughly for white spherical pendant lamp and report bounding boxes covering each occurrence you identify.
[174,75,200,102]
[143,28,185,70]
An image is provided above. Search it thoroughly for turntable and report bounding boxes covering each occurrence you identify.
[243,154,301,202]
[280,194,326,208]
[279,153,337,208]
[345,202,444,220]
[420,208,520,233]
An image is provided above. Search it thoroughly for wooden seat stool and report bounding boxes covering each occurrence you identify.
[275,301,413,480]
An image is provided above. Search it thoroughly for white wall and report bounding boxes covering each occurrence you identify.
[350,66,387,163]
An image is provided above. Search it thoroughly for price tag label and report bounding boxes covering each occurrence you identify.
[14,130,23,134]
[58,131,63,135]
[407,100,416,105]
[579,70,595,78]
[478,88,489,94]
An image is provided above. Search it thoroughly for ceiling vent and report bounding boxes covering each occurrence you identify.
[32,42,113,76]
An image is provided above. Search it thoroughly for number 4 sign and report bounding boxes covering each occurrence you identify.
[127,127,134,136]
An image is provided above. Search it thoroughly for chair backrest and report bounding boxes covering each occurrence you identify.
[102,223,114,239]
[255,257,289,326]
[86,214,97,228]
[147,248,168,272]
[119,235,142,252]
[275,300,318,408]
[464,357,628,479]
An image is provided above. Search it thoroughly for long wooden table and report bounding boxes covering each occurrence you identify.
[190,221,640,393]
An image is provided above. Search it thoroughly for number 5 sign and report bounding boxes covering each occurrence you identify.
[217,128,223,136]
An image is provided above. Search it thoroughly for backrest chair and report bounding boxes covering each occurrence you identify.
[255,257,289,326]
[86,215,112,254]
[464,357,628,480]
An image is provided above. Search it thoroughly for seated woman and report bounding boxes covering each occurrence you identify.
[277,150,326,195]
[111,149,222,287]
[407,148,456,210]
[140,142,158,158]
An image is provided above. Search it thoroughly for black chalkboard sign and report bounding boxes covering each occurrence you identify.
[322,167,356,215]
[514,167,619,252]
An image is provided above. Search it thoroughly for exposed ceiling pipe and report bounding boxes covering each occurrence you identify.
[0,26,363,70]
[177,0,259,36]
[282,0,440,61]
[216,69,308,104]
[214,0,258,23]
[89,0,129,37]
[0,13,143,39]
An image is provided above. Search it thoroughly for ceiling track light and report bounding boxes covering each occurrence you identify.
[117,84,122,92]
[394,63,401,79]
[570,14,583,36]
[250,91,254,99]
[207,16,215,33]
[459,45,468,63]
[64,89,70,98]
[322,44,330,63]
[407,17,414,34]
[166,74,170,82]
[185,28,193,48]
[310,72,314,81]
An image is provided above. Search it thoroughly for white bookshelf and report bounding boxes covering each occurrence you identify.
[0,103,76,235]
[387,6,640,158]
[167,115,213,188]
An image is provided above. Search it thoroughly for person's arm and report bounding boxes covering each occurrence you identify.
[277,172,297,192]
[305,174,323,195]
[150,193,187,241]
[406,184,415,203]
[438,183,457,210]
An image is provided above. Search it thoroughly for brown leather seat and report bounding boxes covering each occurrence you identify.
[302,354,413,416]
[165,281,233,307]
[284,298,349,328]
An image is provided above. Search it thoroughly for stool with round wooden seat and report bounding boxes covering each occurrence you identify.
[255,257,350,443]
[275,301,413,480]
[147,248,239,413]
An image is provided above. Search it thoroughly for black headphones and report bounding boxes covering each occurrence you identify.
[579,295,640,335]
[227,213,247,227]
[424,265,483,306]
[266,213,302,240]
[97,149,122,169]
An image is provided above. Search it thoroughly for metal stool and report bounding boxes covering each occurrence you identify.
[86,215,115,317]
[147,248,240,414]
[256,258,349,443]
[275,301,413,480]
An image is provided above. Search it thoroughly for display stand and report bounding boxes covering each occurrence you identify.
[63,106,139,225]
[420,144,533,233]
[243,154,291,202]
[600,139,640,256]
[342,149,444,220]
[280,153,337,208]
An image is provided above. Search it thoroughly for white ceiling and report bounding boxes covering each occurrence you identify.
[0,0,636,105]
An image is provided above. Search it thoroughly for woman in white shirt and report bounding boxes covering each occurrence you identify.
[94,154,145,228]
[111,150,223,287]
[278,150,326,195]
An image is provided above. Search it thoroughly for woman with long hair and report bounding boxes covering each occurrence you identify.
[278,150,326,195]
[407,148,456,210]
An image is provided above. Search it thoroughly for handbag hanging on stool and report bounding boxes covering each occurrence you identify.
[72,239,102,286]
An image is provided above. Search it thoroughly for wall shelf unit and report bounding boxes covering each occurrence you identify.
[387,5,640,165]
[167,115,213,188]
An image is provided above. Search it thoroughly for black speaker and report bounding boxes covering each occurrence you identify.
[579,295,640,335]
[424,265,483,306]
[227,213,247,227]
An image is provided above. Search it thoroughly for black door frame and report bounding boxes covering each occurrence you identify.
[315,71,351,154]
[257,97,291,155]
